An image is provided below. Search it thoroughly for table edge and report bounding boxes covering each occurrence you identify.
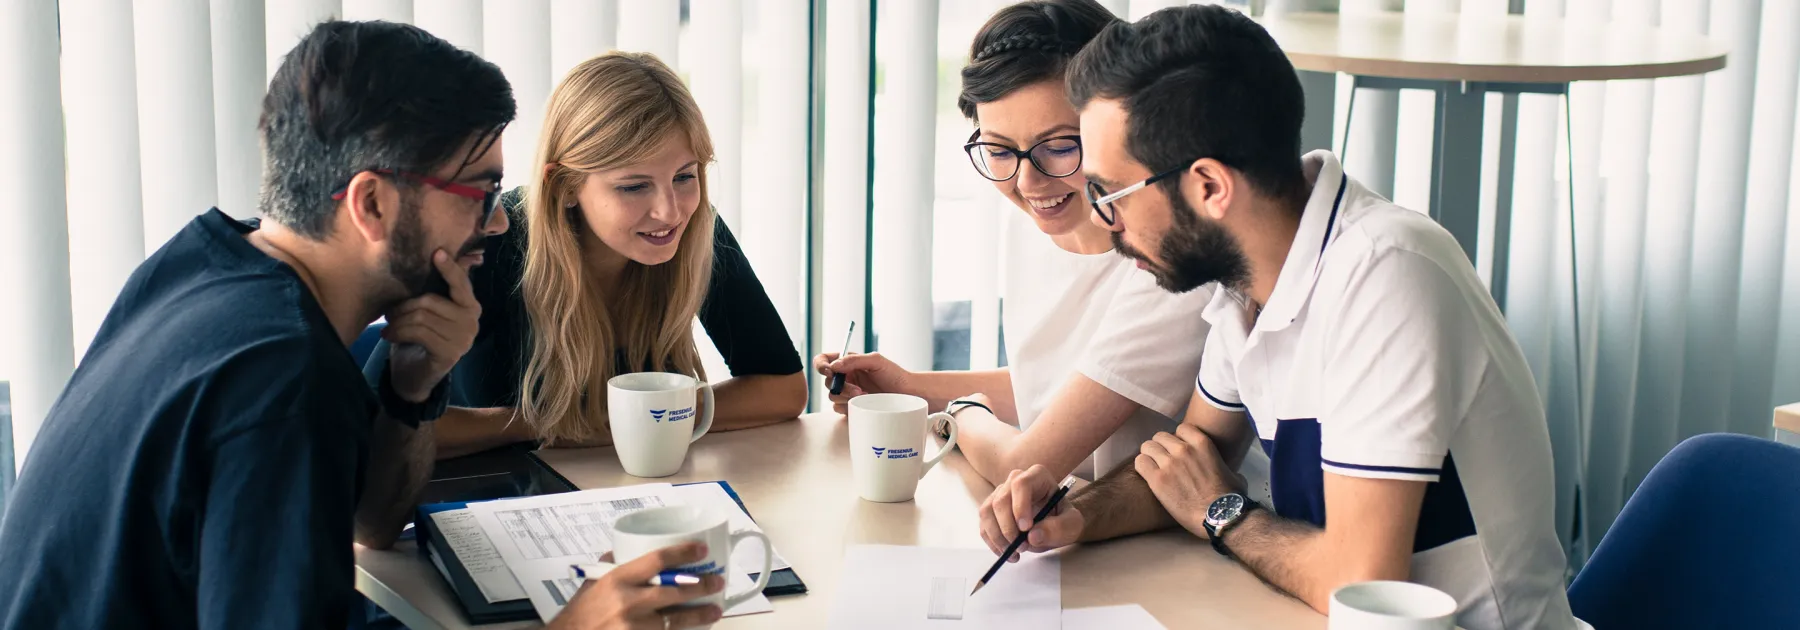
[1775,403,1800,434]
[1288,53,1728,84]
[357,560,448,630]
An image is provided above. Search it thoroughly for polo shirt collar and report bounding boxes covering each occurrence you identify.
[1253,150,1349,333]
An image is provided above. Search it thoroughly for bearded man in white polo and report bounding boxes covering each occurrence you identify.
[974,6,1579,629]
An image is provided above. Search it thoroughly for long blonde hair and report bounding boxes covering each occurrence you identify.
[518,52,716,444]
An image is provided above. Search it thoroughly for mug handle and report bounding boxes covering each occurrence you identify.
[691,381,715,444]
[722,530,774,610]
[918,412,959,478]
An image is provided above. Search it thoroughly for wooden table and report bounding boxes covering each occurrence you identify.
[356,413,1325,629]
[1258,10,1727,307]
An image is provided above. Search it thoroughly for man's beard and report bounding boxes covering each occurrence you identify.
[386,198,484,298]
[1113,189,1249,295]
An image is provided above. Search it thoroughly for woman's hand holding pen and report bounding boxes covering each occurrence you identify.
[812,351,917,415]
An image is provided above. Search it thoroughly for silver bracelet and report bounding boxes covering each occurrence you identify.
[940,399,995,439]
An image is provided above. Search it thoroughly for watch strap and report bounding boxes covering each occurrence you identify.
[376,365,450,427]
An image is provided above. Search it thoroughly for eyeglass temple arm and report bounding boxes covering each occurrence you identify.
[1095,180,1150,205]
[1096,165,1187,205]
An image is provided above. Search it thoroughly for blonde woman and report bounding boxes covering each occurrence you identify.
[367,52,806,458]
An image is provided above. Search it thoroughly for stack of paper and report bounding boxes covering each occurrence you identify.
[428,483,786,623]
[825,545,1167,629]
[426,508,530,602]
[827,545,1060,629]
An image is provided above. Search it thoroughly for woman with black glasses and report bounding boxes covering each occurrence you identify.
[816,0,1218,486]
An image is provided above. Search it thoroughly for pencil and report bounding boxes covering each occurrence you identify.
[969,476,1077,596]
[828,321,856,395]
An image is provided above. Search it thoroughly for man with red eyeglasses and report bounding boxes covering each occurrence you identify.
[0,19,515,630]
[0,18,718,630]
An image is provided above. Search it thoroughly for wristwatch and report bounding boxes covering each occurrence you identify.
[376,365,450,427]
[1202,493,1261,557]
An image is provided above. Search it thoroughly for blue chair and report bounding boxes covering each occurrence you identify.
[351,322,387,366]
[1568,433,1800,629]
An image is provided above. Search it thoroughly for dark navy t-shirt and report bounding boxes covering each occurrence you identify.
[0,209,378,629]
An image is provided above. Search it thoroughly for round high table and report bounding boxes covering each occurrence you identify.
[354,413,1326,629]
[1258,10,1727,307]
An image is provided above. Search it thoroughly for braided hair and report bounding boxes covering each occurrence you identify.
[958,0,1121,122]
[973,33,1071,61]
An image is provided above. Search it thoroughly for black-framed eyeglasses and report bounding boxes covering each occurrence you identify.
[963,130,1084,182]
[1084,164,1188,226]
[331,168,504,227]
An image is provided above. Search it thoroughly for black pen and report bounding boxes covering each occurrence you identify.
[970,476,1076,596]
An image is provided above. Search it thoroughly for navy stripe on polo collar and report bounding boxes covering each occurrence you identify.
[1248,150,1350,334]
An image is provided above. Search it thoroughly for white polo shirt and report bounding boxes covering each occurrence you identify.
[1196,152,1576,630]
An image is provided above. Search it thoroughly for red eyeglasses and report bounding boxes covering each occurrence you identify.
[331,168,502,225]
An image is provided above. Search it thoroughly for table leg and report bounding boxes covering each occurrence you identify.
[1297,70,1337,154]
[1491,92,1519,310]
[1429,81,1488,288]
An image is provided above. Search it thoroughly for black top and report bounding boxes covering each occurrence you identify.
[0,210,377,630]
[373,188,801,411]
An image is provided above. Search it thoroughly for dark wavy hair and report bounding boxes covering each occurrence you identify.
[956,0,1122,122]
[258,20,515,239]
[1067,5,1309,204]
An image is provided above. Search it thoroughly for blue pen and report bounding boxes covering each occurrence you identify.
[569,562,702,586]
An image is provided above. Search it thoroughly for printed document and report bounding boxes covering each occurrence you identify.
[426,508,527,603]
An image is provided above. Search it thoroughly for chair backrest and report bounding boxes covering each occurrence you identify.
[350,322,387,366]
[1568,433,1800,629]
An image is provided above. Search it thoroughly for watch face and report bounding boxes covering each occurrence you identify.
[1208,494,1245,524]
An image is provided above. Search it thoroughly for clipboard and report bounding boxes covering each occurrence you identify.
[414,456,807,624]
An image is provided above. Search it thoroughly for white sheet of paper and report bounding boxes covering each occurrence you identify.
[469,484,676,574]
[1062,605,1167,630]
[516,562,774,624]
[666,483,793,572]
[826,545,1060,629]
[427,508,527,602]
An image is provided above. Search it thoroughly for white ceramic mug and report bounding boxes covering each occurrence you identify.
[609,505,773,619]
[608,372,714,478]
[1328,581,1457,630]
[847,393,959,503]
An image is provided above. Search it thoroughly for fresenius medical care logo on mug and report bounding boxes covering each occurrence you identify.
[871,446,918,460]
[676,560,724,576]
[649,407,695,423]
